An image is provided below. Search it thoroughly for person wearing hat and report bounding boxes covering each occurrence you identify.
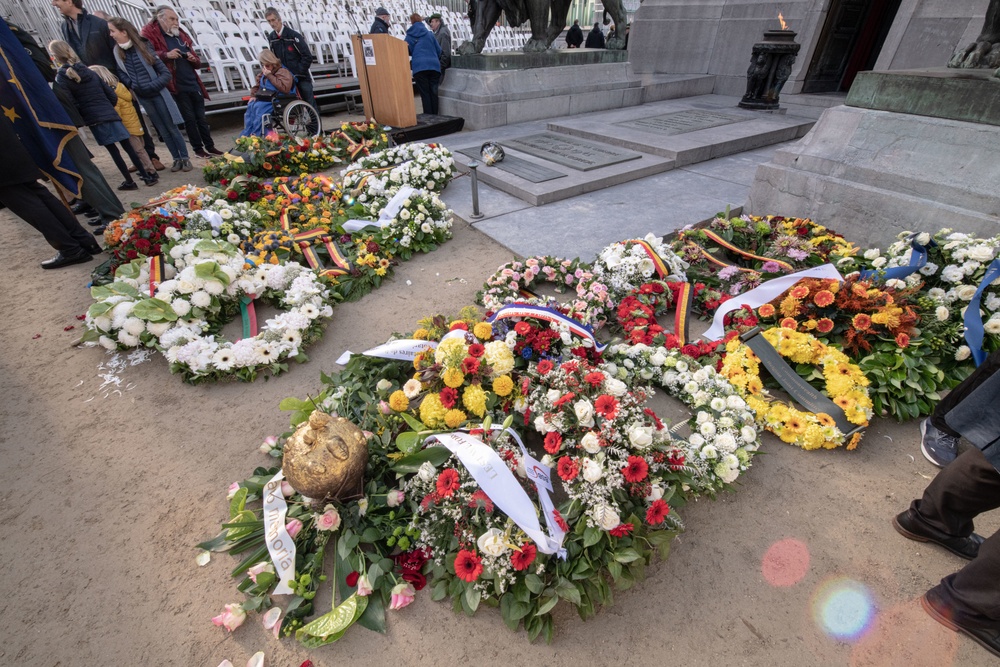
[427,13,451,81]
[370,7,390,34]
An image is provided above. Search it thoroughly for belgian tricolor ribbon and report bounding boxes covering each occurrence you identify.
[682,229,795,272]
[279,205,298,232]
[294,228,352,278]
[627,239,671,278]
[148,254,165,297]
[673,281,692,345]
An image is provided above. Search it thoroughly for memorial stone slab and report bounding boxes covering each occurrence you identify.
[503,133,643,171]
[615,109,747,136]
[457,148,566,183]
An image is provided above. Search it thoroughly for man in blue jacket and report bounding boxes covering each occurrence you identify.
[265,7,317,110]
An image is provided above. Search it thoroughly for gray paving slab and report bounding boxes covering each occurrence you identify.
[441,175,530,223]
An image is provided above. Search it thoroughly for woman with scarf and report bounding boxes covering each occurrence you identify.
[241,49,295,137]
[107,17,191,172]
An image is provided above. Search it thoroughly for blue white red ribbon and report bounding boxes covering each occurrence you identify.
[487,303,607,353]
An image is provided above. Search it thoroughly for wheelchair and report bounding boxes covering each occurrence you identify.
[263,93,322,138]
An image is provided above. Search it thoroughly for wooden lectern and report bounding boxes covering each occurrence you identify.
[351,34,416,128]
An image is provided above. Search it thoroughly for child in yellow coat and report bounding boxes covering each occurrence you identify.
[89,65,158,185]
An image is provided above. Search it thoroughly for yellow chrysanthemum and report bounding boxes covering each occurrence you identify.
[492,375,514,397]
[473,322,493,341]
[444,409,467,428]
[412,328,430,340]
[388,390,409,412]
[463,384,487,417]
[483,341,514,375]
[419,393,447,429]
[442,368,465,388]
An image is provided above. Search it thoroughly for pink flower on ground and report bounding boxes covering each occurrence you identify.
[226,482,240,499]
[280,481,294,497]
[285,518,303,537]
[357,574,373,597]
[259,435,278,454]
[388,582,416,610]
[211,603,247,632]
[262,606,282,638]
[379,400,391,415]
[386,489,405,507]
[314,505,341,532]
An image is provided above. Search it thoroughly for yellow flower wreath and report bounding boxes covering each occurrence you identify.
[721,328,872,450]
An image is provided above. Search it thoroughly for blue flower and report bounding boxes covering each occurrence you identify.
[521,347,534,359]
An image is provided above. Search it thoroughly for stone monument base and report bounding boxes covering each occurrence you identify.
[438,51,714,130]
[747,100,1000,247]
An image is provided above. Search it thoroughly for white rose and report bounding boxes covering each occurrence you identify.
[645,485,663,502]
[376,379,392,392]
[628,424,654,449]
[574,400,595,427]
[582,458,603,482]
[985,319,1000,335]
[700,422,717,438]
[968,245,995,263]
[871,257,887,268]
[955,346,971,361]
[936,306,951,321]
[592,505,620,531]
[956,285,978,301]
[689,433,705,447]
[863,249,880,260]
[915,232,931,246]
[605,378,628,396]
[477,528,508,557]
[580,431,601,454]
[417,461,436,482]
[701,445,718,459]
[649,351,667,367]
[546,389,561,403]
[534,415,555,433]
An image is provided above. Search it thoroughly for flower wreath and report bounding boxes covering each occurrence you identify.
[590,234,689,304]
[720,327,872,450]
[85,239,333,383]
[341,142,455,196]
[479,256,611,327]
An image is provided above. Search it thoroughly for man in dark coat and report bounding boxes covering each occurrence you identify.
[0,115,101,268]
[585,23,605,49]
[428,13,451,81]
[141,6,220,158]
[265,7,316,110]
[370,7,391,34]
[894,350,1000,659]
[565,20,583,48]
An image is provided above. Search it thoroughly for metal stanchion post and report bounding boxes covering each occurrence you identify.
[468,160,484,220]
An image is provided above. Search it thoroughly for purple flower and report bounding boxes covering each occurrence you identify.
[718,266,740,280]
[787,248,808,261]
[761,261,781,273]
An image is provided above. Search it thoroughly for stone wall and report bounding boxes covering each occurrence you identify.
[628,0,988,97]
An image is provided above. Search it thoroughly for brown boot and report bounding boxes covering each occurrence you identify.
[152,158,166,171]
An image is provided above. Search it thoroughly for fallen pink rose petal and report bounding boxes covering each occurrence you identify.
[262,607,281,638]
[217,661,234,667]
[247,651,265,667]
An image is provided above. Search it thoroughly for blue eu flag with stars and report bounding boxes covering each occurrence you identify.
[0,17,81,197]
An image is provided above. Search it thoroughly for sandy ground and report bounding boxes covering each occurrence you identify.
[0,110,997,667]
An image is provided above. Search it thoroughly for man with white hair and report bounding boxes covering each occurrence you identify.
[141,5,220,157]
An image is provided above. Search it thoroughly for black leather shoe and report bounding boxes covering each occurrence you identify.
[41,250,92,269]
[922,588,1000,658]
[118,180,139,191]
[84,243,104,255]
[86,217,105,227]
[893,509,985,560]
[72,202,95,215]
[206,147,223,156]
[194,149,211,158]
[92,225,107,236]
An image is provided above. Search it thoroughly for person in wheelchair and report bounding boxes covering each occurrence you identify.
[241,49,296,137]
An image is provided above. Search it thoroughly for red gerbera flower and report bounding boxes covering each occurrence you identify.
[594,395,619,419]
[514,321,532,335]
[552,509,569,532]
[610,522,634,538]
[896,332,910,348]
[468,489,494,512]
[553,391,576,408]
[646,499,670,525]
[816,318,835,334]
[557,456,580,481]
[439,387,458,409]
[454,549,483,582]
[436,469,460,497]
[536,359,553,375]
[468,343,485,358]
[510,543,537,571]
[584,371,605,387]
[461,356,481,374]
[543,431,563,454]
[450,321,469,331]
[622,455,649,483]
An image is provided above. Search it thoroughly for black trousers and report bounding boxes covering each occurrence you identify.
[911,448,1000,628]
[296,77,317,111]
[0,180,96,254]
[932,349,1000,437]
[413,70,440,115]
[173,90,215,152]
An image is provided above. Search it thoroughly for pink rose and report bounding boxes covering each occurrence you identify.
[285,518,303,537]
[386,489,404,507]
[565,275,575,285]
[247,561,274,584]
[379,400,391,415]
[259,435,278,454]
[280,481,294,497]
[315,505,341,531]
[389,582,415,610]
[211,603,246,632]
[226,482,240,499]
[357,574,373,597]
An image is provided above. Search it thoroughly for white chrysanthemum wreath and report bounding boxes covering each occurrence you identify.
[85,238,333,383]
